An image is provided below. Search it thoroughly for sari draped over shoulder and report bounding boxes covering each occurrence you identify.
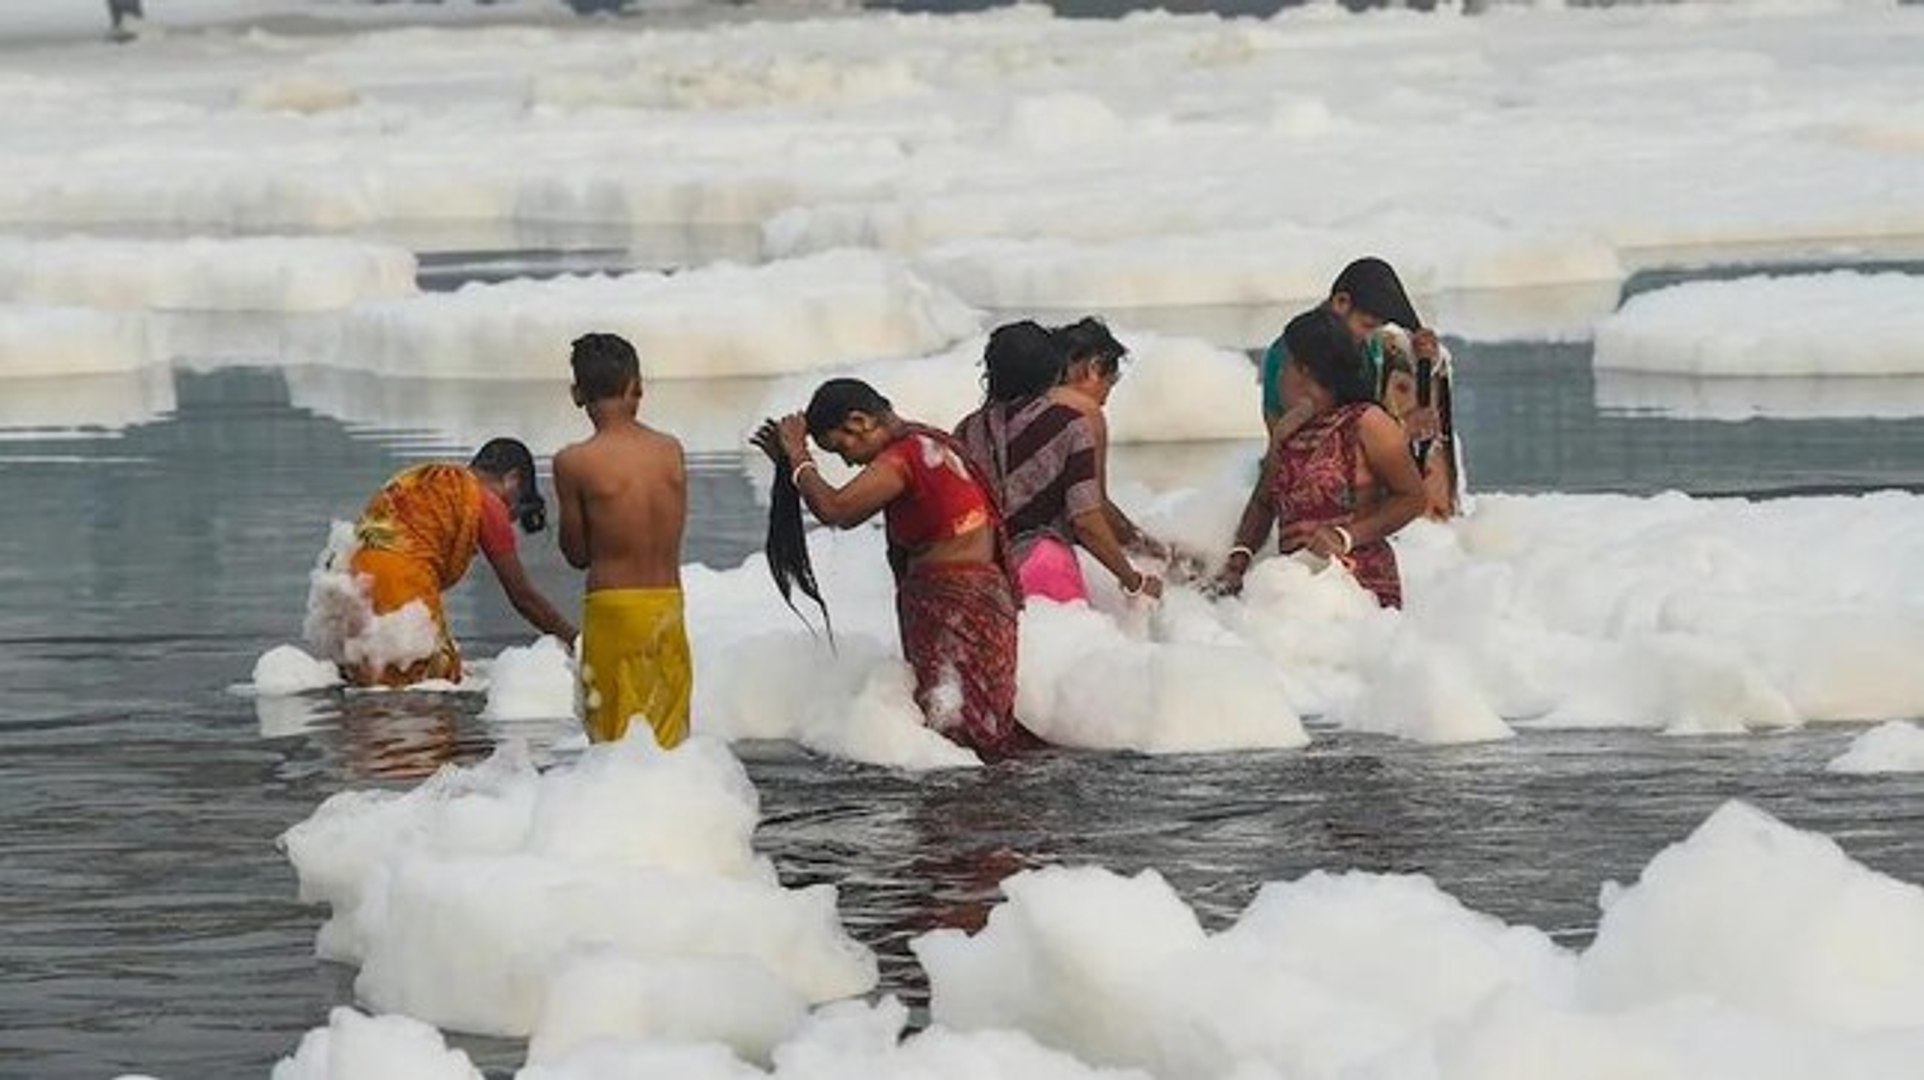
[881,426,1042,759]
[1271,402,1403,609]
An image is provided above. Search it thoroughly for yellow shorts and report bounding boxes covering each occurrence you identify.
[579,587,693,748]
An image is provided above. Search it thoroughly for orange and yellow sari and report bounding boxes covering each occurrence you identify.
[346,464,486,686]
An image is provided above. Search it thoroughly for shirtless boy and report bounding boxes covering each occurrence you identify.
[553,333,692,747]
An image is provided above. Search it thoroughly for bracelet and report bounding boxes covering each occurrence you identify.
[790,459,819,486]
[1332,526,1354,555]
[1123,571,1158,598]
[1227,545,1255,564]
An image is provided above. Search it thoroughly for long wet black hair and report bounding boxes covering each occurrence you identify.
[762,379,894,640]
[470,437,546,532]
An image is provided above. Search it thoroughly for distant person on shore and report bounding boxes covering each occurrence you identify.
[755,379,1043,759]
[953,321,1159,604]
[553,333,693,748]
[1260,257,1460,517]
[1217,309,1427,607]
[106,0,144,40]
[314,440,576,687]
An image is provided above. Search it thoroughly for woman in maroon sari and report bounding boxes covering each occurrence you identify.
[754,379,1043,759]
[1215,309,1427,607]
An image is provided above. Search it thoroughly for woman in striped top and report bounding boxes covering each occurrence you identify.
[954,321,1160,604]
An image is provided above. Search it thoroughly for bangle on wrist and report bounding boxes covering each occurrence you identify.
[790,459,819,486]
[1332,526,1354,554]
[1228,545,1255,564]
[1123,569,1147,597]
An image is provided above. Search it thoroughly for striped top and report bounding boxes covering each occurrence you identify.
[954,397,1103,559]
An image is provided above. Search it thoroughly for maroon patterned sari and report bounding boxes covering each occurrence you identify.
[1271,401,1403,608]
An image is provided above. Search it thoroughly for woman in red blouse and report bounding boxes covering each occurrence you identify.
[755,379,1043,759]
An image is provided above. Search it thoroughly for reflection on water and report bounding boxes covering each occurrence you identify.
[3,355,1924,1075]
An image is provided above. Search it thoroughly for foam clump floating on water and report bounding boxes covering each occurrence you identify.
[0,237,415,314]
[685,486,1924,755]
[292,250,977,381]
[271,1006,483,1080]
[873,216,1622,317]
[0,304,151,377]
[481,636,576,721]
[279,736,877,1038]
[250,644,342,696]
[266,800,1924,1079]
[1827,721,1924,775]
[1595,273,1924,377]
[1579,801,1924,1030]
[912,800,1924,1079]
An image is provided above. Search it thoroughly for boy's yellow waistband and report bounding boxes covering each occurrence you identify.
[584,586,684,608]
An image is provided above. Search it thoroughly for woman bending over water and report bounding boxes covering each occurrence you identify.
[756,379,1043,759]
[319,438,575,687]
[1215,310,1427,607]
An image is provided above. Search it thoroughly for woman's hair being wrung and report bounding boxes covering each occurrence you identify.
[759,379,892,644]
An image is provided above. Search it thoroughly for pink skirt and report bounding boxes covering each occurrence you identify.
[1016,536,1089,603]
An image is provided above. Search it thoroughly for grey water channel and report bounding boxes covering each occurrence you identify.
[4,262,1924,1078]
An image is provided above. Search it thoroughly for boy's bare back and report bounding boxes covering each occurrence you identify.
[555,422,687,592]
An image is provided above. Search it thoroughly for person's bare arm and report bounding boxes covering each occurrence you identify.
[483,544,577,642]
[553,447,590,571]
[1212,434,1284,595]
[798,459,907,529]
[1073,509,1158,597]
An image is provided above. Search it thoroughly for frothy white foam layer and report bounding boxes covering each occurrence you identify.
[910,800,1924,1080]
[273,799,1924,1080]
[1828,721,1924,775]
[271,1006,483,1080]
[291,251,977,381]
[0,237,416,313]
[7,6,1924,328]
[250,644,342,696]
[1596,273,1924,376]
[278,737,877,1038]
[439,487,1924,759]
[760,329,1265,446]
[867,217,1622,315]
[481,636,577,721]
[0,305,151,377]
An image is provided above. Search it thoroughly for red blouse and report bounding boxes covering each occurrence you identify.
[878,431,993,551]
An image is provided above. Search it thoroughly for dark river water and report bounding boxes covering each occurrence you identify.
[4,274,1924,1078]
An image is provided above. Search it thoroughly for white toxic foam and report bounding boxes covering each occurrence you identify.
[1827,721,1924,775]
[291,250,978,381]
[0,304,152,378]
[249,644,342,697]
[265,798,1924,1080]
[1595,273,1924,377]
[271,1006,483,1080]
[279,737,878,1038]
[0,237,416,314]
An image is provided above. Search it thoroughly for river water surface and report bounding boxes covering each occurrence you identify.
[4,264,1924,1078]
